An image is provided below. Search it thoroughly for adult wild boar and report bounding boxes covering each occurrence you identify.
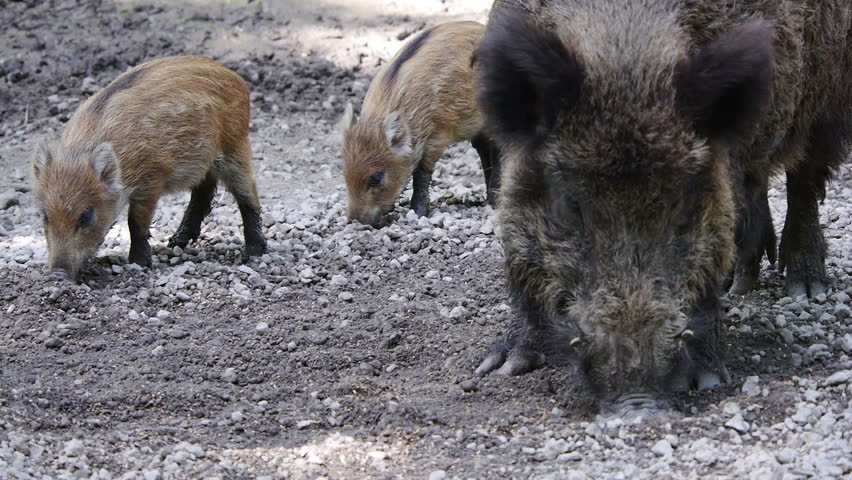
[33,56,266,281]
[342,21,500,227]
[475,0,852,414]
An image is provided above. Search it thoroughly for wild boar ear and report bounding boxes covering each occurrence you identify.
[476,10,584,148]
[676,20,774,144]
[32,142,54,181]
[341,102,356,135]
[382,111,413,159]
[91,143,122,192]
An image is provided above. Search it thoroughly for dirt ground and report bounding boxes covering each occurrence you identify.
[0,1,850,479]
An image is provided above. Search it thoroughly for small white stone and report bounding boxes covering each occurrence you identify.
[823,370,852,386]
[256,322,269,333]
[64,439,84,457]
[776,448,797,464]
[725,413,750,433]
[742,375,760,397]
[652,439,673,457]
[428,471,447,480]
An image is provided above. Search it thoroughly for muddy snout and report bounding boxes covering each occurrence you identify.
[599,394,672,421]
[347,205,388,228]
[47,252,83,282]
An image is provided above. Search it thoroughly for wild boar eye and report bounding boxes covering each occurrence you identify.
[77,207,95,229]
[367,172,385,189]
[42,210,49,224]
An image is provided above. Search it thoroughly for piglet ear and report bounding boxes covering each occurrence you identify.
[676,20,774,144]
[382,111,413,159]
[341,102,356,135]
[476,8,584,149]
[91,143,122,193]
[32,142,54,181]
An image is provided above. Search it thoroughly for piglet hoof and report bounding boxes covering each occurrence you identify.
[167,234,191,250]
[244,240,267,258]
[128,249,152,268]
[411,203,430,218]
[475,336,544,377]
[167,226,198,249]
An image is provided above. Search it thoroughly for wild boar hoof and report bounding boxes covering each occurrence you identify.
[785,279,826,299]
[475,337,544,377]
[728,270,758,295]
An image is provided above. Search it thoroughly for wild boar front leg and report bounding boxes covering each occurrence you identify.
[779,168,828,297]
[729,171,776,295]
[127,195,161,267]
[168,171,217,249]
[669,287,730,392]
[471,134,502,207]
[476,218,548,377]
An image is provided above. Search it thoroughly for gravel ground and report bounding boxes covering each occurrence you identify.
[0,1,850,479]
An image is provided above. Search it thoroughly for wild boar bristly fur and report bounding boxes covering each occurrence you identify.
[342,21,500,227]
[33,56,266,280]
[476,0,852,413]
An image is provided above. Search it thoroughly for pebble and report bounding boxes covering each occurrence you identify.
[256,322,269,333]
[725,413,750,433]
[168,329,189,339]
[688,438,718,464]
[792,403,817,424]
[449,306,468,319]
[64,439,84,457]
[459,379,478,393]
[296,420,317,430]
[221,368,238,384]
[823,370,852,386]
[339,292,354,302]
[330,274,348,286]
[652,440,673,457]
[775,448,797,465]
[741,375,761,397]
[0,190,19,210]
[838,334,852,354]
[833,303,851,320]
[539,438,572,461]
[428,471,447,480]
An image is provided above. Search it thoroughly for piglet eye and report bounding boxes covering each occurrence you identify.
[77,207,94,229]
[367,172,385,189]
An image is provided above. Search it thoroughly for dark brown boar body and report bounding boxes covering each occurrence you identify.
[342,21,500,227]
[475,0,852,414]
[33,56,266,280]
